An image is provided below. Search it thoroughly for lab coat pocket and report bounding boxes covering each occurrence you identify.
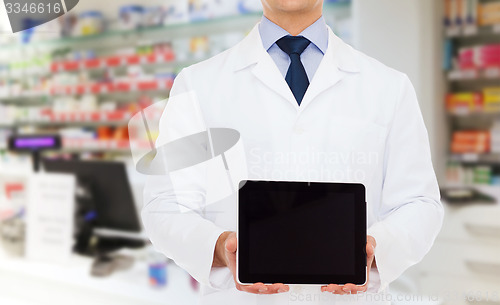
[326,117,387,185]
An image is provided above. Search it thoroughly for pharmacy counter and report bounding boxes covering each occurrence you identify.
[417,185,500,305]
[0,249,198,305]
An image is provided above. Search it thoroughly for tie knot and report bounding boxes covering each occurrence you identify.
[276,36,311,56]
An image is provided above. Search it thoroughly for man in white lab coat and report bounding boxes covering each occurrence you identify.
[142,0,444,304]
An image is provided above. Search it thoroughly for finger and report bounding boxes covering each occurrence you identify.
[342,283,358,294]
[258,283,289,294]
[344,283,367,294]
[253,283,290,294]
[277,284,290,293]
[240,282,268,294]
[366,242,375,259]
[269,283,290,294]
[224,235,239,289]
[257,283,279,294]
[357,285,368,293]
[367,235,377,248]
[321,284,345,294]
[366,243,375,272]
[225,233,237,253]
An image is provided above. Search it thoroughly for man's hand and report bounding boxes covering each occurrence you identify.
[213,231,290,294]
[321,235,377,295]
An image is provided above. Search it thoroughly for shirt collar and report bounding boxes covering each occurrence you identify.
[259,15,329,55]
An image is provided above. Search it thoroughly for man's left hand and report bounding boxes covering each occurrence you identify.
[321,235,376,294]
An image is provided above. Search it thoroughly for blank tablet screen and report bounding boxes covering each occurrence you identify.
[238,181,366,285]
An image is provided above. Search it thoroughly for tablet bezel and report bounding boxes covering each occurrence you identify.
[237,180,367,286]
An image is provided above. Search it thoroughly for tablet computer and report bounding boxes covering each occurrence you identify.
[237,181,366,286]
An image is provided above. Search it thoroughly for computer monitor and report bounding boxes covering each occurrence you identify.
[42,159,141,233]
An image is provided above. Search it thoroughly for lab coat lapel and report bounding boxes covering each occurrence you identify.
[252,55,298,108]
[233,24,299,109]
[299,28,361,111]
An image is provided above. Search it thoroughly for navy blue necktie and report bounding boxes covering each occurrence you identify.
[276,36,311,105]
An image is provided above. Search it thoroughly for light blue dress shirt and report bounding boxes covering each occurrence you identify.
[259,16,329,82]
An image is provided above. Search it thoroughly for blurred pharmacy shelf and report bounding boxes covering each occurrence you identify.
[448,110,500,117]
[50,52,175,73]
[445,23,500,38]
[0,120,130,128]
[4,118,131,128]
[450,152,500,164]
[0,78,174,100]
[443,0,500,188]
[61,139,149,154]
[50,78,174,96]
[0,12,262,52]
[448,67,500,81]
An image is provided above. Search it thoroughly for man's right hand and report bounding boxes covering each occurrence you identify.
[214,231,290,294]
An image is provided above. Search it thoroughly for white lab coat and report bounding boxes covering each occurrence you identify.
[142,24,444,305]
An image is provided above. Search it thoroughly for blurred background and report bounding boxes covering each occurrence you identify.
[0,0,499,304]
